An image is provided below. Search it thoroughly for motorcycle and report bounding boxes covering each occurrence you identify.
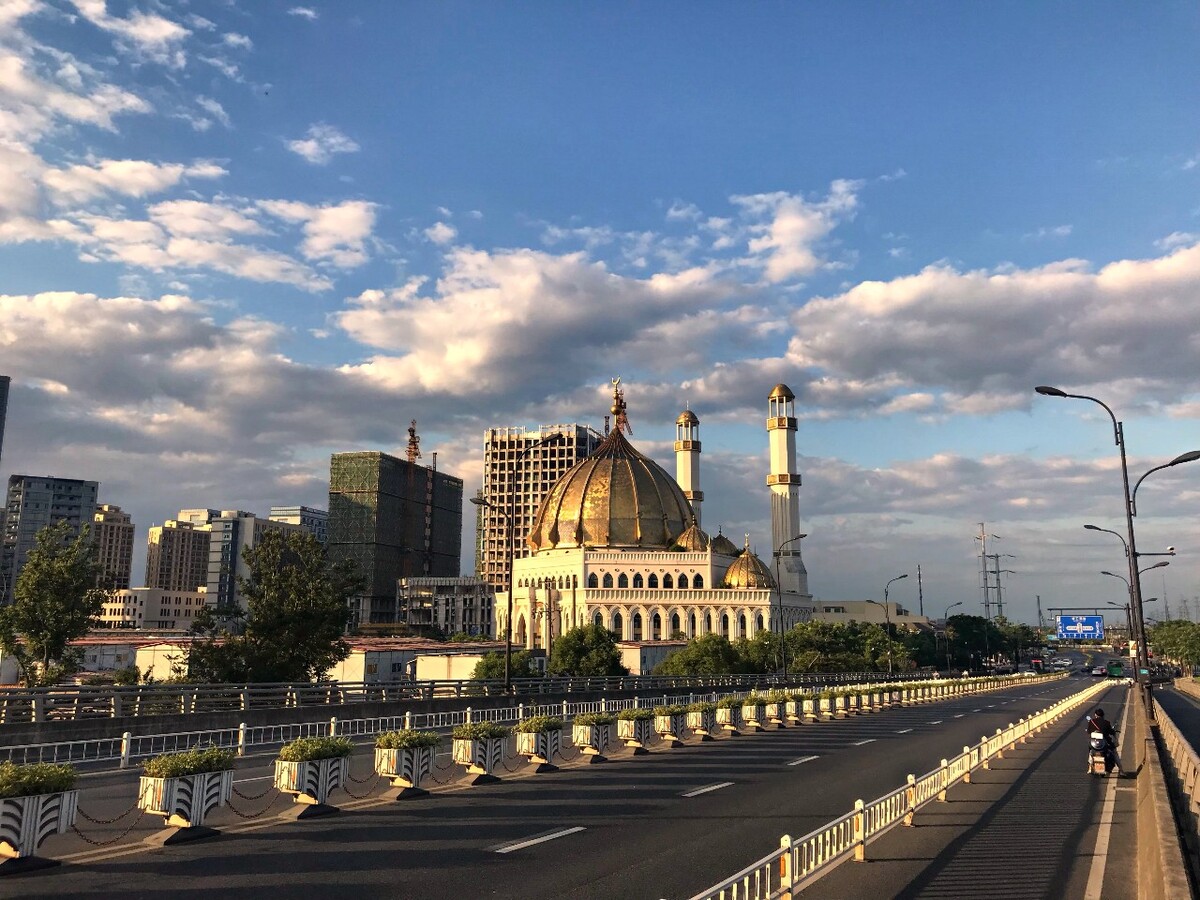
[1088,731,1116,776]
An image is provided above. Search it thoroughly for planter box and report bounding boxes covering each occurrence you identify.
[716,706,744,734]
[516,729,562,771]
[453,735,508,784]
[654,713,688,745]
[375,746,435,795]
[765,702,787,727]
[803,698,819,723]
[844,695,859,715]
[741,702,767,731]
[138,770,233,830]
[572,723,612,762]
[783,700,804,724]
[686,708,717,740]
[274,757,348,811]
[818,698,834,720]
[0,790,78,871]
[833,696,848,718]
[617,717,653,753]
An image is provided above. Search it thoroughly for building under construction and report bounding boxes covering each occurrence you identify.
[328,434,463,627]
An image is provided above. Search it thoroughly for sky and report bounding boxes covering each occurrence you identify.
[2,1,1199,626]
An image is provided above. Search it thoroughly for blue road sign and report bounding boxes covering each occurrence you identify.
[1056,615,1105,640]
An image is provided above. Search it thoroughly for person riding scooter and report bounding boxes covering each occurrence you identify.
[1085,708,1122,776]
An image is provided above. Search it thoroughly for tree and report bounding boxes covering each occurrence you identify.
[470,650,537,680]
[653,634,747,675]
[188,530,363,682]
[547,624,629,676]
[0,521,108,686]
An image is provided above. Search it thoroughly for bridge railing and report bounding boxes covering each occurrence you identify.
[0,671,923,724]
[1154,694,1200,835]
[690,675,1105,900]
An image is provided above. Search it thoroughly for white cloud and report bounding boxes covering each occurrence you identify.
[1155,231,1198,251]
[259,199,376,268]
[223,33,252,50]
[286,123,360,165]
[1023,224,1073,240]
[288,7,318,20]
[196,96,231,129]
[42,158,225,203]
[666,201,702,222]
[69,0,190,68]
[424,221,457,245]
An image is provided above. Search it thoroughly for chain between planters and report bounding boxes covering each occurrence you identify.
[71,810,147,846]
[344,761,380,785]
[340,773,382,799]
[227,789,288,819]
[428,760,457,785]
[231,782,274,801]
[77,800,140,825]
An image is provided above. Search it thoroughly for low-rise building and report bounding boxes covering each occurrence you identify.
[398,576,495,637]
[811,600,929,628]
[617,640,688,675]
[97,587,210,630]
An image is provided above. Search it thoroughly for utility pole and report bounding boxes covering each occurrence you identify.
[917,564,924,617]
[976,524,997,619]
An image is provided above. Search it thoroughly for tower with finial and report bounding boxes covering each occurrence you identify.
[611,377,632,435]
[406,419,421,464]
[767,384,808,595]
[674,402,703,525]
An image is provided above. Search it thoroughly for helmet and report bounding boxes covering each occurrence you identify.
[1093,708,1105,718]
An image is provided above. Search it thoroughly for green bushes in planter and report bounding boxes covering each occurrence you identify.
[788,690,814,702]
[765,690,790,704]
[452,721,510,741]
[0,761,76,798]
[687,700,717,713]
[653,704,688,716]
[572,712,615,726]
[716,696,742,709]
[743,693,767,705]
[617,707,655,721]
[515,716,563,734]
[142,745,235,779]
[278,736,354,762]
[375,730,442,750]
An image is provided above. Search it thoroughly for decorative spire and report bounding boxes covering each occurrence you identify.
[611,376,632,435]
[406,419,421,463]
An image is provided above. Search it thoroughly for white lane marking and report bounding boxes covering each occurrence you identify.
[954,714,965,719]
[896,728,913,734]
[787,755,819,766]
[928,720,943,725]
[233,776,273,784]
[1083,699,1131,899]
[973,709,982,712]
[986,704,996,708]
[852,739,876,746]
[681,781,735,797]
[495,826,586,854]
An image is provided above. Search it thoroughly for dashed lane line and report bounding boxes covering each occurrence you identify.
[494,827,586,854]
[928,720,943,725]
[896,728,913,734]
[852,739,877,746]
[786,755,819,766]
[681,781,735,798]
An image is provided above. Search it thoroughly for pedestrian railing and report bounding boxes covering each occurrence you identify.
[689,677,1109,900]
[1154,696,1200,835]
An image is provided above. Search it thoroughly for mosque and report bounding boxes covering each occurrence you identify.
[500,381,815,649]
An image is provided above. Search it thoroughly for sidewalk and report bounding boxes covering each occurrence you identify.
[803,683,1137,900]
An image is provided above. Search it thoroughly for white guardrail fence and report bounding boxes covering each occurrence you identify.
[688,676,1110,900]
[1155,695,1200,837]
[0,675,1054,773]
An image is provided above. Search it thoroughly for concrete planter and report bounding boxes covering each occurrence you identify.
[818,697,835,720]
[765,702,787,727]
[375,746,435,798]
[617,717,653,754]
[686,708,717,741]
[654,713,688,746]
[274,757,348,817]
[803,698,819,723]
[833,696,849,718]
[453,735,508,785]
[572,722,612,763]
[844,694,859,715]
[138,770,233,843]
[716,705,744,734]
[784,700,805,724]
[0,790,78,874]
[516,729,562,772]
[741,702,767,731]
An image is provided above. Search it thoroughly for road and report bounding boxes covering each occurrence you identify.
[7,675,1088,900]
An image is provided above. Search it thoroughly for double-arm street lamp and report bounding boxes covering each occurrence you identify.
[943,601,963,672]
[470,432,563,692]
[1107,598,1157,650]
[773,533,807,676]
[1036,385,1199,710]
[867,574,907,675]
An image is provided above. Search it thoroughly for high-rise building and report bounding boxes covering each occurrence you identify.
[205,510,306,610]
[476,424,602,593]
[1,475,99,603]
[328,451,463,626]
[398,576,494,637]
[0,375,10,471]
[93,504,135,590]
[269,505,328,544]
[146,515,214,592]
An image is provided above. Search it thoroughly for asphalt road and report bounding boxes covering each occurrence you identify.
[5,675,1090,900]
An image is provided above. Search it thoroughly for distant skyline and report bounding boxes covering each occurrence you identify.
[2,2,1199,623]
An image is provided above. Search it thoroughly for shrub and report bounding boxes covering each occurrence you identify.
[817,689,836,699]
[788,691,814,702]
[687,700,716,713]
[0,761,77,798]
[572,712,615,726]
[515,716,563,734]
[742,694,767,706]
[375,730,442,750]
[142,745,235,779]
[716,696,742,709]
[765,690,790,704]
[653,704,687,716]
[452,721,510,741]
[278,736,354,762]
[617,707,655,721]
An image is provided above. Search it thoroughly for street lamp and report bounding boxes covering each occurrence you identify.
[1131,450,1200,516]
[773,533,807,676]
[943,601,963,672]
[469,432,563,692]
[867,574,907,675]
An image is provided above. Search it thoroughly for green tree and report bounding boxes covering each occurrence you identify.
[188,530,363,682]
[470,650,537,680]
[0,521,108,686]
[547,624,629,676]
[653,634,747,675]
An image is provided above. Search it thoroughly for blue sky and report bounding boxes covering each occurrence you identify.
[2,1,1199,624]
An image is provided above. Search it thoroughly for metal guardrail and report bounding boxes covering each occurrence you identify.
[689,673,1101,900]
[0,671,923,724]
[1154,695,1200,836]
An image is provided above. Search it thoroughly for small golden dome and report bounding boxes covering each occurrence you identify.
[673,518,709,551]
[768,383,795,401]
[722,542,776,590]
[711,531,740,556]
[676,409,699,426]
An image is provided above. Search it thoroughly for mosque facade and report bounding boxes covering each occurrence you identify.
[499,381,815,650]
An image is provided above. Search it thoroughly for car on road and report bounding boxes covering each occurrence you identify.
[1090,666,1107,677]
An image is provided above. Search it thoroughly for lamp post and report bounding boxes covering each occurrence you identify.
[867,574,907,675]
[1103,565,1167,661]
[772,533,807,676]
[1107,599,1156,652]
[1035,386,1198,710]
[943,601,963,672]
[469,432,563,692]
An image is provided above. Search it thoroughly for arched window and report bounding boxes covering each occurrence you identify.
[678,574,689,590]
[705,613,713,633]
[739,613,747,637]
[693,574,704,589]
[594,612,603,628]
[558,576,565,589]
[756,613,764,632]
[663,573,674,589]
[587,573,598,589]
[721,613,729,636]
[602,573,613,588]
[618,573,629,588]
[633,573,644,589]
[671,613,681,636]
[690,612,697,635]
[652,613,662,640]
[613,611,623,636]
[632,613,643,641]
[572,575,578,589]
[648,574,659,589]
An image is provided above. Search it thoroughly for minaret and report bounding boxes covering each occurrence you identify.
[767,384,808,595]
[674,407,703,525]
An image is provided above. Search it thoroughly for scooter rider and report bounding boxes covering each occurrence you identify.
[1085,708,1122,775]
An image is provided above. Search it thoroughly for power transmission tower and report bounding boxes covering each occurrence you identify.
[1181,596,1194,622]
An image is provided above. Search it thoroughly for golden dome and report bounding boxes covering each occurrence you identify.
[711,531,740,556]
[722,541,776,590]
[527,428,694,552]
[673,517,710,551]
[768,383,795,401]
[676,409,699,426]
